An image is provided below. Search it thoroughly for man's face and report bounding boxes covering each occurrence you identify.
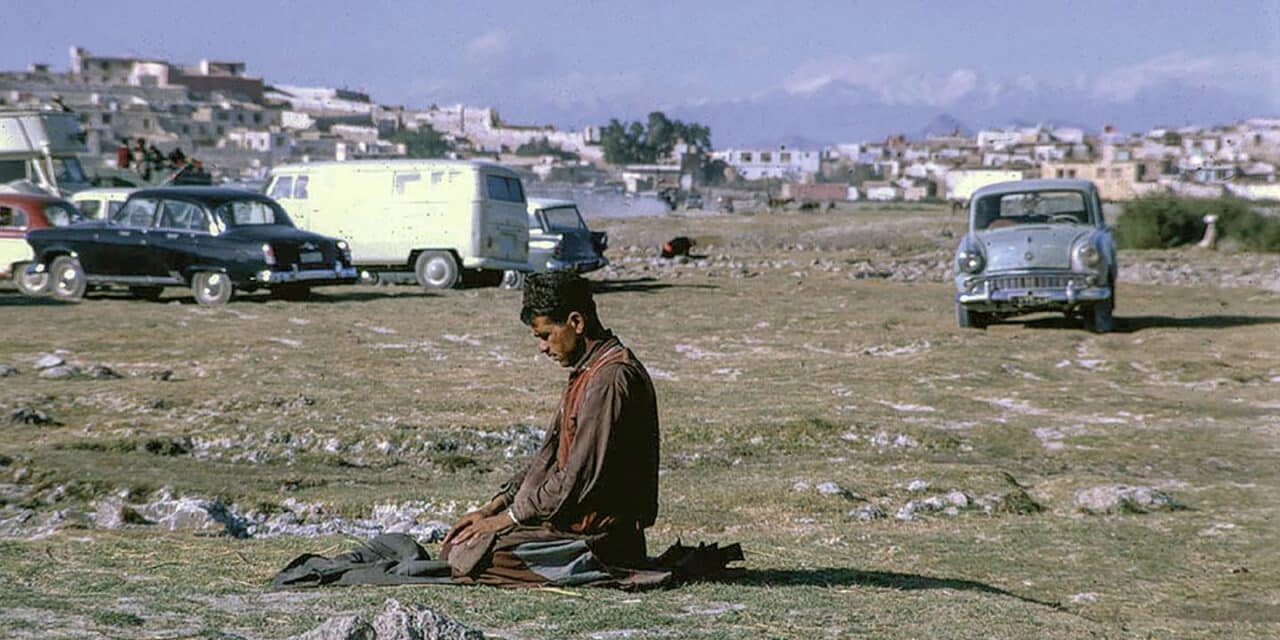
[530,313,585,367]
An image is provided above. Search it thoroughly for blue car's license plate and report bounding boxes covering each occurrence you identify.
[300,251,323,264]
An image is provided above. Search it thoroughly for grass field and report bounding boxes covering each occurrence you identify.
[2,204,1279,638]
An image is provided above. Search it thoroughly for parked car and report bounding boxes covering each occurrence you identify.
[266,160,530,290]
[953,179,1116,332]
[0,193,85,295]
[499,197,608,289]
[71,187,133,220]
[25,187,357,305]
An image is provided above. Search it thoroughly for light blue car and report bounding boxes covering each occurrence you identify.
[954,179,1117,332]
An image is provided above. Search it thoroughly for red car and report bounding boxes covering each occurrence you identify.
[0,193,85,295]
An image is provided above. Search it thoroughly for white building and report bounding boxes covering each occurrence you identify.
[712,147,820,180]
[269,85,373,114]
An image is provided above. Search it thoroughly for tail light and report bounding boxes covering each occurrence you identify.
[553,242,563,259]
[261,243,276,266]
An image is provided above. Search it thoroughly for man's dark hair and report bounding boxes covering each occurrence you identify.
[521,271,598,327]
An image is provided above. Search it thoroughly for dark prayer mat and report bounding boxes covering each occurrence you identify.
[271,534,743,590]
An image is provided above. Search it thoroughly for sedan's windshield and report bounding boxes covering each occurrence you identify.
[213,199,292,227]
[974,191,1091,230]
[541,206,585,231]
[44,203,85,226]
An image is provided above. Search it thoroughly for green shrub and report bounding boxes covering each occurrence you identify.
[1116,196,1280,251]
[1114,196,1207,249]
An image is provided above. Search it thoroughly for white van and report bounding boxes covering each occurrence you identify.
[71,188,133,219]
[266,159,530,289]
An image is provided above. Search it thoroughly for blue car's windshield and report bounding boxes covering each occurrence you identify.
[974,191,1090,230]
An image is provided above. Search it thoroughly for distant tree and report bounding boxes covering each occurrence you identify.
[389,125,454,158]
[1161,131,1183,147]
[516,137,580,160]
[600,112,712,165]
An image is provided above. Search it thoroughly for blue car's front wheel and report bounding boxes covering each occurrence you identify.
[956,303,989,330]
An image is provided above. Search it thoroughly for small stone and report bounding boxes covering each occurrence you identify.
[372,597,484,640]
[976,488,1044,515]
[849,504,886,521]
[39,365,81,380]
[1069,592,1099,604]
[943,491,970,508]
[791,481,811,492]
[92,498,153,528]
[150,369,175,381]
[86,365,122,379]
[0,364,18,377]
[34,354,65,370]
[289,614,375,640]
[906,479,930,492]
[1075,485,1183,515]
[9,408,60,426]
[816,481,859,500]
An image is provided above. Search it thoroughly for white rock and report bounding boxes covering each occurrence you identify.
[1075,485,1182,515]
[34,354,65,370]
[372,597,484,639]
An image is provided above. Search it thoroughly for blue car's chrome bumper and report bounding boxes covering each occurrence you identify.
[958,284,1111,310]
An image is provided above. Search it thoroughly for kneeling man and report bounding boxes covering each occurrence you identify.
[443,272,660,586]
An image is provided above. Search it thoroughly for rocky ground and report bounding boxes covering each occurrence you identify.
[1,203,1278,638]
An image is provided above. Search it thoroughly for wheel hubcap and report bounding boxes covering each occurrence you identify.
[56,268,78,294]
[426,259,449,284]
[202,274,224,298]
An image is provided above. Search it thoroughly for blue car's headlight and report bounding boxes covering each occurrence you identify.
[1073,242,1102,271]
[957,250,985,274]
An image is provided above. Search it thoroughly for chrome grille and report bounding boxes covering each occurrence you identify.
[988,274,1079,291]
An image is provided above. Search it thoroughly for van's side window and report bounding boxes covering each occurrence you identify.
[268,176,293,200]
[293,176,309,199]
[486,175,525,203]
[393,172,421,195]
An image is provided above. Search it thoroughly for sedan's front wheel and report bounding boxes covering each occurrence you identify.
[498,269,526,291]
[1083,297,1114,334]
[14,262,50,297]
[49,257,87,302]
[192,272,233,305]
[956,303,988,329]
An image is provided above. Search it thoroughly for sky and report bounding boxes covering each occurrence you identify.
[9,1,1280,146]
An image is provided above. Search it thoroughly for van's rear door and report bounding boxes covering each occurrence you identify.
[478,172,529,264]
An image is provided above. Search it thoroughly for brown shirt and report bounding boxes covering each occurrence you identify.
[495,333,660,534]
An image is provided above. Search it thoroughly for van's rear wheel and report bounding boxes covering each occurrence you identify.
[415,251,460,290]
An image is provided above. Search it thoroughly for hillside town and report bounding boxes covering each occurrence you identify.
[4,46,1280,204]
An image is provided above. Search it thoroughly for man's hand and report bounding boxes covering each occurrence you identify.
[444,498,507,545]
[450,512,516,546]
[444,510,486,545]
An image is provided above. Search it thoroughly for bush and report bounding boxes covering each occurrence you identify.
[1114,196,1207,249]
[1116,196,1280,251]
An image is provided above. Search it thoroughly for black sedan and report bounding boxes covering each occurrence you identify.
[26,187,357,304]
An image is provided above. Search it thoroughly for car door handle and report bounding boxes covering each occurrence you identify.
[117,231,131,237]
[166,233,179,239]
